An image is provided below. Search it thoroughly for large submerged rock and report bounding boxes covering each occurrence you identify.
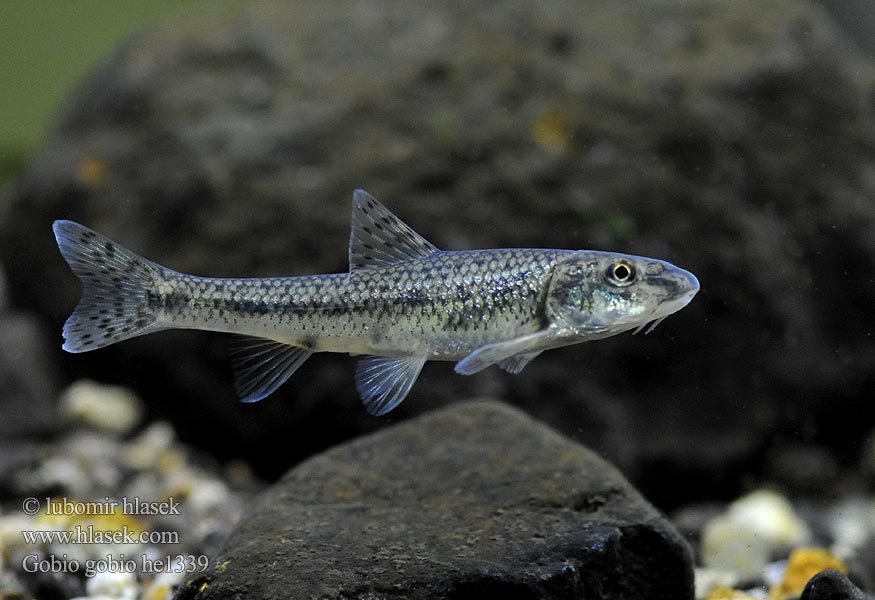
[174,400,693,600]
[1,0,874,505]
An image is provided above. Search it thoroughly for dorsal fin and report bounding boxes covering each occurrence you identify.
[348,189,439,272]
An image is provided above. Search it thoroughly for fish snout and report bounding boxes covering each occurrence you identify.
[675,266,700,299]
[646,262,700,313]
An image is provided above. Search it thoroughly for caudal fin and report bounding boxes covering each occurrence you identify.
[53,220,167,352]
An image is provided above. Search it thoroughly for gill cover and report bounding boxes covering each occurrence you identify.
[544,256,608,333]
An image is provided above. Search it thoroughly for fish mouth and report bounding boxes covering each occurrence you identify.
[633,268,699,336]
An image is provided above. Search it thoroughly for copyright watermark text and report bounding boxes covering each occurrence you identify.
[21,496,180,517]
[15,495,208,578]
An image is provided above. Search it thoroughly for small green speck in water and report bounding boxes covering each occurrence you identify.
[605,212,637,241]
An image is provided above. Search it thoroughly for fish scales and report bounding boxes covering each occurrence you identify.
[53,189,699,414]
[158,248,561,359]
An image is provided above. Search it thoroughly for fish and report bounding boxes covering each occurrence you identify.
[53,189,699,415]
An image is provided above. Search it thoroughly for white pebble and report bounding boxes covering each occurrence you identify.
[761,559,788,588]
[0,514,36,554]
[694,566,739,598]
[827,496,875,552]
[122,421,176,470]
[85,569,138,599]
[142,570,185,600]
[701,489,810,579]
[187,478,231,517]
[60,380,143,435]
[701,515,771,579]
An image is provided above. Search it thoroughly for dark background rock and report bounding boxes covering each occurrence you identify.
[175,400,693,600]
[802,570,871,600]
[1,0,874,510]
[0,264,60,445]
[0,262,61,529]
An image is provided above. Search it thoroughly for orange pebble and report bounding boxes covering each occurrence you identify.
[770,547,847,600]
[705,586,760,600]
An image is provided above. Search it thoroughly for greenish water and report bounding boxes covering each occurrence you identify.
[0,1,206,181]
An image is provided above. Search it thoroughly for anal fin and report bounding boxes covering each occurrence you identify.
[498,351,543,374]
[230,336,312,402]
[355,355,427,416]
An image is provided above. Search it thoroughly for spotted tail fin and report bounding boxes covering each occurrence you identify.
[53,220,168,353]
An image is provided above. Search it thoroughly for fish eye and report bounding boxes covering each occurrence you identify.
[607,262,635,286]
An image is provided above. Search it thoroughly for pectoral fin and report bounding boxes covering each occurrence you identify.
[355,355,428,415]
[229,336,312,402]
[455,330,554,375]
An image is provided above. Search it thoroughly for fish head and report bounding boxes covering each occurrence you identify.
[545,252,700,337]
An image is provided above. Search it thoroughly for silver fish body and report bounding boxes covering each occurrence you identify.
[158,248,558,358]
[54,190,699,415]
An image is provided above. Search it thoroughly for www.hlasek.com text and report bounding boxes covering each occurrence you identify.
[22,525,178,546]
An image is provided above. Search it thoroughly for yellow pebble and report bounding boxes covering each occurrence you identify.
[705,586,761,600]
[76,156,106,187]
[532,107,573,154]
[141,583,172,600]
[769,547,847,600]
